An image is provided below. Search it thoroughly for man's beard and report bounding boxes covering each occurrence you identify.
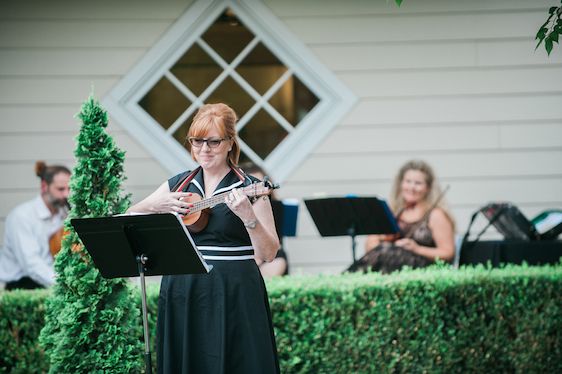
[46,194,69,210]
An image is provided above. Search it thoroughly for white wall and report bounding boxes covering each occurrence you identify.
[0,0,191,242]
[1,0,561,275]
[265,0,562,273]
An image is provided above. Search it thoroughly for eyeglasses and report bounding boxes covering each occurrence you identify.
[188,137,228,148]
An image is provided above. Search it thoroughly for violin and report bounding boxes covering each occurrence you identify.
[180,180,279,233]
[49,228,68,257]
[48,200,71,257]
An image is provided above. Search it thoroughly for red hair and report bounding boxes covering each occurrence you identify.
[187,103,240,166]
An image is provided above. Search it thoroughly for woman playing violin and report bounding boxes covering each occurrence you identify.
[359,160,455,274]
[127,103,280,374]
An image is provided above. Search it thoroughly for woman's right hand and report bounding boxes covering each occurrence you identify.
[150,191,193,215]
[127,181,193,215]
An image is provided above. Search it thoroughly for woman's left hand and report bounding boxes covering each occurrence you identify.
[395,238,419,253]
[225,188,256,222]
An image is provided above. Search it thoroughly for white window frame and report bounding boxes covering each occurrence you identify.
[103,0,356,183]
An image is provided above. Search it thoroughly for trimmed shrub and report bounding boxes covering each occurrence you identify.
[1,264,561,373]
[0,290,49,373]
[38,96,142,374]
[268,264,562,373]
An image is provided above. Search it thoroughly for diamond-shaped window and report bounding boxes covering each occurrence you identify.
[103,0,355,182]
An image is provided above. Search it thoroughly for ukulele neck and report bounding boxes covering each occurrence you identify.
[188,184,270,214]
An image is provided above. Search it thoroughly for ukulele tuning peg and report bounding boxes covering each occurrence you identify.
[262,176,279,190]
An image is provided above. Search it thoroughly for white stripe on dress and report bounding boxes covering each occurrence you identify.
[191,179,205,196]
[198,245,253,252]
[214,181,243,196]
[202,255,255,261]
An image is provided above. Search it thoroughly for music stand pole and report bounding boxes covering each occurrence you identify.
[347,224,357,262]
[136,254,152,374]
[124,225,152,374]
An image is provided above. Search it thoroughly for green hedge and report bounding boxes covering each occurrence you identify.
[1,264,561,373]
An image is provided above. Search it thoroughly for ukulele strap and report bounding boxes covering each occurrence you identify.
[170,166,201,193]
[171,165,251,193]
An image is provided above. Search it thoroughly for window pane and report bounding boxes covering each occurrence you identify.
[236,42,287,95]
[268,74,319,127]
[139,77,191,129]
[173,112,197,151]
[205,76,254,119]
[239,109,287,159]
[171,43,222,96]
[201,8,254,63]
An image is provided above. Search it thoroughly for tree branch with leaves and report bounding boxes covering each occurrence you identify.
[536,1,562,55]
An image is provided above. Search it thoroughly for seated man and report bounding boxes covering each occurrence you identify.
[0,161,71,290]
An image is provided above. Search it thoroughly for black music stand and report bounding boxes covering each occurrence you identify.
[71,212,211,374]
[271,200,299,238]
[304,197,400,263]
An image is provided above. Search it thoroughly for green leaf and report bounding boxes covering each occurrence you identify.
[395,0,403,6]
[551,31,559,43]
[549,6,558,15]
[535,27,547,40]
[545,37,554,55]
[535,39,543,51]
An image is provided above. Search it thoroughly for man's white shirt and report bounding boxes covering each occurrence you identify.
[0,195,67,286]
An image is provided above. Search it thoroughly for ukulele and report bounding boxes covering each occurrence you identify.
[180,179,279,233]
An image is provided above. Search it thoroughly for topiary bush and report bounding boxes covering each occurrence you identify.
[38,96,142,373]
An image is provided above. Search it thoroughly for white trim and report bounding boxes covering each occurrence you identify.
[102,0,356,182]
[192,179,205,197]
[213,181,243,196]
[202,255,255,261]
[198,245,254,251]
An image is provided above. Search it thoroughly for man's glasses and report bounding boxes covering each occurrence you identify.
[188,137,228,149]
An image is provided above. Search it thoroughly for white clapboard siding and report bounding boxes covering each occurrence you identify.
[0,21,172,48]
[289,150,562,182]
[314,123,562,154]
[344,94,562,126]
[500,123,562,148]
[0,105,99,132]
[310,39,562,72]
[1,0,561,273]
[1,49,147,76]
[0,158,169,192]
[0,0,190,19]
[0,132,151,161]
[338,67,562,98]
[280,177,562,207]
[0,78,119,105]
[266,0,554,16]
[271,0,561,273]
[281,11,546,44]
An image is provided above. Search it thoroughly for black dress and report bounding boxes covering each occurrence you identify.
[156,168,280,374]
[349,210,436,274]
